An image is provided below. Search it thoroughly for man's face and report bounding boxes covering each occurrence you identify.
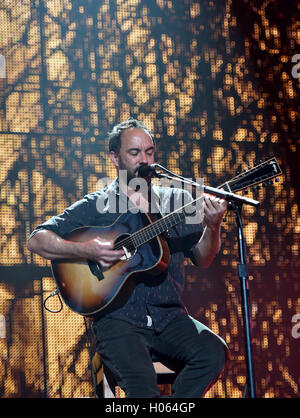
[110,127,155,184]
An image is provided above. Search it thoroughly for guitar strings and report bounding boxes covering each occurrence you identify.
[113,211,184,250]
[111,161,280,251]
[112,194,203,250]
[113,210,185,251]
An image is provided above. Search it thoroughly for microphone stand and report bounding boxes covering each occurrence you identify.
[151,163,257,398]
[232,201,256,398]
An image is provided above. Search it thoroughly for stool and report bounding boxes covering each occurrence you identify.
[92,352,177,398]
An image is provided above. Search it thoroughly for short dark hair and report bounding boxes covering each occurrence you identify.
[108,118,154,154]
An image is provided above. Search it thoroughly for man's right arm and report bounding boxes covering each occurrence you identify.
[27,229,124,268]
[27,229,86,260]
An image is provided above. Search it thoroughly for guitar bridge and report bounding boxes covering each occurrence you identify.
[87,259,104,281]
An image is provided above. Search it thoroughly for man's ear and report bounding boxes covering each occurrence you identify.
[109,151,119,168]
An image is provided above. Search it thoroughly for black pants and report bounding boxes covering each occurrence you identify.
[92,314,228,398]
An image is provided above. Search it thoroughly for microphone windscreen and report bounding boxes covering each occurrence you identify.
[137,164,155,177]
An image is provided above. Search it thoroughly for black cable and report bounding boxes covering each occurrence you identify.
[43,289,63,313]
[43,290,99,397]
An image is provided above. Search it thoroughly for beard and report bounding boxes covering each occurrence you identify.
[118,161,138,184]
[118,160,151,189]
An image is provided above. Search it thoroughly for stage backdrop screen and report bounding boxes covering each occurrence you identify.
[0,0,299,398]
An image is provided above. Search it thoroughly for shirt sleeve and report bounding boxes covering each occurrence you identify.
[28,194,98,239]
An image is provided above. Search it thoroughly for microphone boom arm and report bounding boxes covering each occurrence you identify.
[152,165,259,207]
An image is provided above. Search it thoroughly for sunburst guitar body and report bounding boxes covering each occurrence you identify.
[51,212,170,316]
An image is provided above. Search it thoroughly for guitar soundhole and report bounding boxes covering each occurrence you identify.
[114,233,136,260]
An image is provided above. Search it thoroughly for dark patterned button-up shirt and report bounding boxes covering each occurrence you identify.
[30,179,203,332]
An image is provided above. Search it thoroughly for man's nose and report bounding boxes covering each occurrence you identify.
[139,152,150,165]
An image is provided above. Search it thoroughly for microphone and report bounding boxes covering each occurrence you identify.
[137,164,157,177]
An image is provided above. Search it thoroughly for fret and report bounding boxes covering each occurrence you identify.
[132,204,193,247]
[131,233,140,248]
[117,195,203,250]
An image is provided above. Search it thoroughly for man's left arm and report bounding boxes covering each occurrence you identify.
[193,194,228,268]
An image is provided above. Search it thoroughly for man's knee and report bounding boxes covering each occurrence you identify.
[197,330,227,376]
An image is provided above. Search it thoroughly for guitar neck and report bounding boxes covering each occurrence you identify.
[131,195,203,248]
[116,157,281,250]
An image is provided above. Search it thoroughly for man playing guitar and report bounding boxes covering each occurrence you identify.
[27,118,228,398]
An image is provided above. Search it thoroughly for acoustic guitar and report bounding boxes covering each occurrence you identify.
[51,157,282,316]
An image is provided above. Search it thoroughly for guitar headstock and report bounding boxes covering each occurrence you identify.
[220,157,282,193]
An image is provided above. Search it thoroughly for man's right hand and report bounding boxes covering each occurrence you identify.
[80,238,124,268]
[27,229,124,268]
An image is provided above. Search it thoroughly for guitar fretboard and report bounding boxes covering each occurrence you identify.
[114,195,203,250]
[132,210,185,247]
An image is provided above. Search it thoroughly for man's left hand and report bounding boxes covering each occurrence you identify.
[202,193,228,230]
